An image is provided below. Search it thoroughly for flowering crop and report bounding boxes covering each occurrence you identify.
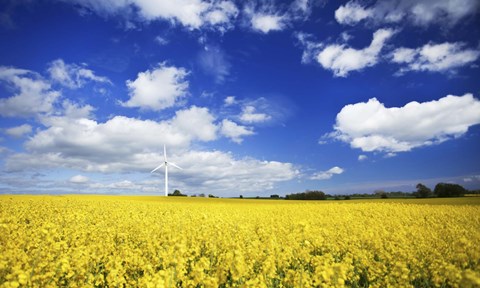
[1,196,479,287]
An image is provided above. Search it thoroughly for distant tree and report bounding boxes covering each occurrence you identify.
[434,183,466,197]
[199,193,206,197]
[170,190,186,197]
[344,196,351,200]
[239,195,243,199]
[208,194,217,198]
[270,194,280,199]
[415,183,432,198]
[286,190,326,200]
[255,196,260,199]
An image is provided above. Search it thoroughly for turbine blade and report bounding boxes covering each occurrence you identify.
[170,162,182,170]
[151,163,165,173]
[163,144,167,162]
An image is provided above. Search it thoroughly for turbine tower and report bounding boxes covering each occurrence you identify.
[151,145,182,196]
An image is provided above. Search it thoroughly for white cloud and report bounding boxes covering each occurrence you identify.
[5,124,32,138]
[154,36,169,45]
[204,0,239,31]
[358,155,367,161]
[6,148,299,195]
[329,94,480,153]
[290,0,316,19]
[224,96,236,106]
[391,42,480,74]
[171,106,218,142]
[67,0,239,31]
[244,3,287,34]
[122,63,189,111]
[295,32,324,64]
[171,150,299,193]
[250,13,285,33]
[240,105,272,123]
[69,174,89,184]
[463,175,480,183]
[291,0,310,14]
[0,66,60,118]
[316,28,396,77]
[197,45,230,83]
[220,119,254,143]
[47,59,111,89]
[6,105,219,173]
[311,166,344,180]
[335,0,479,27]
[335,1,372,25]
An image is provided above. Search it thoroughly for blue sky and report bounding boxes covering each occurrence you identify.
[0,0,479,196]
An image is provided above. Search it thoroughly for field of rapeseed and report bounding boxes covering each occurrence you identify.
[0,195,479,287]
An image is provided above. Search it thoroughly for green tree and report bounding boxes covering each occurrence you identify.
[434,183,466,197]
[170,190,186,197]
[415,183,432,198]
[285,190,326,200]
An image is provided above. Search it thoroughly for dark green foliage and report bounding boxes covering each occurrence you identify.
[434,183,467,197]
[285,190,326,200]
[414,183,433,198]
[169,190,187,197]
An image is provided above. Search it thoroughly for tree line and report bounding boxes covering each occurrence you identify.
[283,183,473,200]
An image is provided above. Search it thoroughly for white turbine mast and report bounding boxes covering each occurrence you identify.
[151,145,182,196]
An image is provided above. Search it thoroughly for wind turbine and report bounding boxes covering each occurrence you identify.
[151,145,182,196]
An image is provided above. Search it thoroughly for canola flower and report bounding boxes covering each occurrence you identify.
[0,195,479,287]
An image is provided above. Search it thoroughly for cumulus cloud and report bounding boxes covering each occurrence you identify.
[224,96,236,106]
[240,105,272,123]
[391,42,480,74]
[66,0,238,31]
[5,124,32,138]
[335,1,372,25]
[316,28,396,77]
[220,119,254,143]
[250,13,285,33]
[358,155,368,161]
[335,0,479,27]
[47,59,111,89]
[223,96,286,126]
[203,0,239,31]
[4,105,219,173]
[69,174,89,184]
[171,106,218,142]
[328,94,480,153]
[0,66,60,118]
[122,63,189,111]
[310,166,344,180]
[171,150,298,193]
[244,3,287,34]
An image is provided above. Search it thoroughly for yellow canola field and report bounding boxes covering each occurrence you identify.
[0,196,479,288]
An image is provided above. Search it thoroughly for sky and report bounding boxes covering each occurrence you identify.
[0,0,479,197]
